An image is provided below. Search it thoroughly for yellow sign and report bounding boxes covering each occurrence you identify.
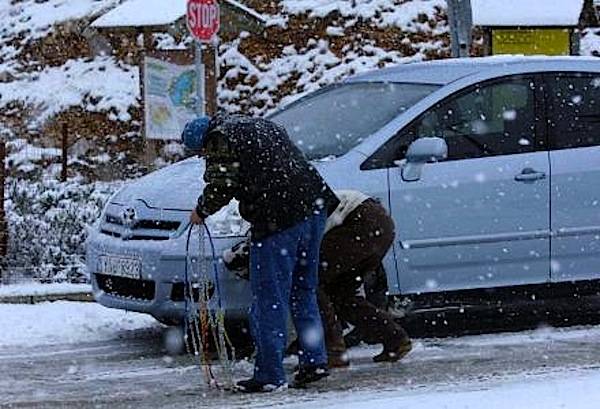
[492,28,571,56]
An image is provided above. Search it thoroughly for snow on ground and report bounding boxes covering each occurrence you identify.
[0,57,139,125]
[285,326,600,409]
[582,28,600,56]
[0,282,90,297]
[442,323,600,347]
[219,37,440,115]
[0,301,159,347]
[92,0,264,28]
[1,300,599,408]
[0,0,120,73]
[472,0,584,26]
[0,0,119,41]
[219,0,449,115]
[345,324,600,358]
[4,297,600,351]
[281,0,447,31]
[287,370,600,409]
[6,139,61,170]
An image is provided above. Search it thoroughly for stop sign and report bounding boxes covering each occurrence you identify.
[187,0,220,42]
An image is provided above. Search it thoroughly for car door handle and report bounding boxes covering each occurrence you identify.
[514,168,546,182]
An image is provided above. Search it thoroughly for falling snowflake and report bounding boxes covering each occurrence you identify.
[518,138,531,146]
[571,95,583,105]
[502,109,517,121]
[300,325,323,348]
[425,279,438,289]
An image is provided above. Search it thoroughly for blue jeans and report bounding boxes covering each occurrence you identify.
[249,212,328,385]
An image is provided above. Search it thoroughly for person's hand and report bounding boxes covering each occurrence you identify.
[190,209,204,225]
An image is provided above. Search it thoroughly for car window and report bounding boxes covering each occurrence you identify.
[546,73,600,150]
[362,76,540,169]
[269,82,440,160]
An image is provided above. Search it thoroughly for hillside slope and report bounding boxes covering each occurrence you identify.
[0,0,452,177]
[1,0,598,176]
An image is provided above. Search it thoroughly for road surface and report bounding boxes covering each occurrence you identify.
[1,321,600,408]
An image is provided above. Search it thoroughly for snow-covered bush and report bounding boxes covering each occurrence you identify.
[4,178,119,283]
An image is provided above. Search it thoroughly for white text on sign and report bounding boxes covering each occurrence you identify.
[187,3,219,30]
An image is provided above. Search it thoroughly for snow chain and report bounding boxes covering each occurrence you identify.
[183,223,236,390]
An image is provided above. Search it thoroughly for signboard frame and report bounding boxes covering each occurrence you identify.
[491,28,573,56]
[143,54,198,141]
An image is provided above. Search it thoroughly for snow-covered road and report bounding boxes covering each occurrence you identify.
[1,302,599,408]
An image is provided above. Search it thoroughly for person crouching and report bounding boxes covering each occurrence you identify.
[224,190,412,367]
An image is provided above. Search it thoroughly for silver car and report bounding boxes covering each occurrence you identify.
[86,56,600,326]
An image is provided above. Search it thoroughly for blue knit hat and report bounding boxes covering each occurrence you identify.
[181,116,211,151]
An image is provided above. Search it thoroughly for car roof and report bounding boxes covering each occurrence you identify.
[346,56,600,85]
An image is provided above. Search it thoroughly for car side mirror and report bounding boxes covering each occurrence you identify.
[402,137,448,182]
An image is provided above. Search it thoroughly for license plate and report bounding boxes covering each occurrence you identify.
[98,255,142,279]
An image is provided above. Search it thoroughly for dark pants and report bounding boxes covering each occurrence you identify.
[318,199,409,358]
[249,212,328,385]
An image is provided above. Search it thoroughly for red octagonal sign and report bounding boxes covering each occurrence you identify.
[187,0,220,42]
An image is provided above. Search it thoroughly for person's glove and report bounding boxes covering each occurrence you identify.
[223,239,250,280]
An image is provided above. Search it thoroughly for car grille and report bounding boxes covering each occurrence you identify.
[171,282,215,302]
[96,273,155,301]
[100,214,182,241]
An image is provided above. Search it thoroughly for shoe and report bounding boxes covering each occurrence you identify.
[328,354,350,368]
[293,365,329,388]
[235,378,287,393]
[343,328,362,348]
[373,339,413,363]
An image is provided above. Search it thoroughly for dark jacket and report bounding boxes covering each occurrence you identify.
[196,115,339,239]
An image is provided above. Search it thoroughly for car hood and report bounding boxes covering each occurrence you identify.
[112,156,341,210]
[111,157,204,210]
[109,155,343,237]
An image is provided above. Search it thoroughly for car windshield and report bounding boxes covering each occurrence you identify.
[269,82,440,160]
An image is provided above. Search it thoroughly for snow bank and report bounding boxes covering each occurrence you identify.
[0,283,90,297]
[0,301,158,347]
[0,57,139,125]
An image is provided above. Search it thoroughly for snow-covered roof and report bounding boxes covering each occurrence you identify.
[91,0,186,28]
[348,56,600,85]
[91,0,265,28]
[472,0,584,27]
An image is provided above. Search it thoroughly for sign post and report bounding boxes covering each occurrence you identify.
[447,0,472,58]
[187,0,220,116]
